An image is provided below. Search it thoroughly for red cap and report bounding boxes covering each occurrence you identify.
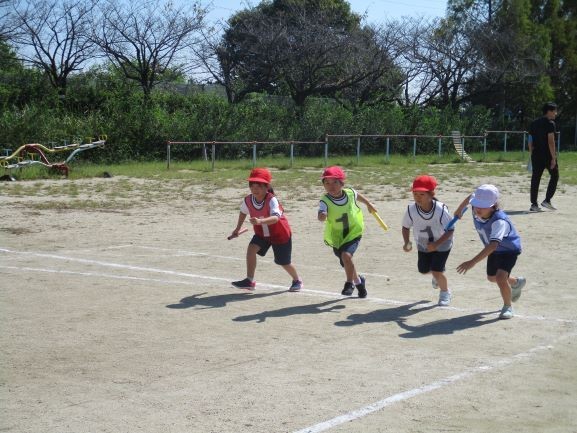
[321,166,346,181]
[412,175,437,192]
[247,167,272,184]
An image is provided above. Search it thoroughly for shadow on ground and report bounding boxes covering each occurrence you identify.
[232,299,347,323]
[166,290,285,310]
[396,311,501,338]
[334,300,436,327]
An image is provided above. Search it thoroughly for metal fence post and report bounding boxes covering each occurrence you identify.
[252,143,257,167]
[413,137,417,158]
[461,137,465,159]
[211,143,215,171]
[290,142,294,167]
[437,137,442,157]
[324,135,328,166]
[504,132,508,152]
[483,136,487,155]
[522,132,526,153]
[557,131,561,153]
[166,142,171,169]
[386,137,390,161]
[356,137,361,164]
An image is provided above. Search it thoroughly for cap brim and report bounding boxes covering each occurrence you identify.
[412,187,433,192]
[247,177,270,183]
[469,197,495,208]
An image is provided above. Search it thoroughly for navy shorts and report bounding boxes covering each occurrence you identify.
[487,252,519,276]
[417,250,451,273]
[250,235,292,266]
[333,237,361,267]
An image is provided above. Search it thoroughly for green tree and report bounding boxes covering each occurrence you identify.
[214,0,398,107]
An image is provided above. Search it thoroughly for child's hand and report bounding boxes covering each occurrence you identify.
[456,260,475,274]
[366,202,377,214]
[249,216,262,225]
[426,242,437,252]
[403,241,412,252]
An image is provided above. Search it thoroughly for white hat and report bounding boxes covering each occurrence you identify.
[469,184,499,208]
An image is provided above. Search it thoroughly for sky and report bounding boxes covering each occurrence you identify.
[204,0,449,25]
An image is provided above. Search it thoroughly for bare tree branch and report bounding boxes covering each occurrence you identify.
[9,0,98,96]
[92,0,206,98]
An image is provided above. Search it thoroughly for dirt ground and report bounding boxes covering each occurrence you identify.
[1,170,576,433]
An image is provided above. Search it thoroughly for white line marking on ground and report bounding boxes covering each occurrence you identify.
[0,265,199,286]
[292,339,570,433]
[105,244,391,279]
[1,247,575,324]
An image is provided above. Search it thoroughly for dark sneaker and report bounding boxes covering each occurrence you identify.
[288,280,303,292]
[232,278,256,290]
[341,282,355,296]
[529,204,542,212]
[356,275,367,298]
[540,200,557,210]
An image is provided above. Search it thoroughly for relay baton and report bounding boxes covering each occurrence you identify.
[445,207,468,231]
[227,227,248,240]
[371,210,389,232]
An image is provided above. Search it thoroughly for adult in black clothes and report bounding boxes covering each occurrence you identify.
[528,102,559,212]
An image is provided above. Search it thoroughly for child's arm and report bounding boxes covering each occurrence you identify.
[401,226,412,252]
[318,199,328,222]
[427,230,454,252]
[454,194,471,218]
[356,192,377,214]
[249,215,279,225]
[456,241,499,274]
[232,212,247,236]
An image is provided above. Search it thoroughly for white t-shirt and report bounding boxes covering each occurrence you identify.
[402,200,453,252]
[240,195,282,238]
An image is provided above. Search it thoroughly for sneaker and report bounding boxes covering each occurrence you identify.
[341,282,355,296]
[438,290,451,306]
[541,200,557,210]
[289,279,303,292]
[529,204,542,212]
[511,276,525,302]
[356,275,367,298]
[431,277,439,289]
[232,278,256,290]
[499,305,513,319]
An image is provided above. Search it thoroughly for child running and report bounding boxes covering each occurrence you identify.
[454,184,526,319]
[318,166,377,298]
[401,175,454,306]
[230,167,303,292]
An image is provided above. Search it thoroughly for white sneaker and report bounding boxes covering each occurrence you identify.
[499,305,513,319]
[438,290,451,306]
[511,277,525,302]
[431,277,439,289]
[541,200,557,210]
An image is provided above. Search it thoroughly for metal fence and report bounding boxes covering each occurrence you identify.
[166,130,563,169]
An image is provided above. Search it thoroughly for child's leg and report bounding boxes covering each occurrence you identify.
[246,243,261,279]
[281,264,300,281]
[431,270,448,291]
[341,252,358,282]
[493,270,512,306]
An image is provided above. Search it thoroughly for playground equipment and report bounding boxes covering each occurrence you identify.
[0,136,107,177]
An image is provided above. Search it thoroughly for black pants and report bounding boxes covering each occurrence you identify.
[530,156,559,205]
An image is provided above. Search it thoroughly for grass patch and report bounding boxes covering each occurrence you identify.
[2,151,576,201]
